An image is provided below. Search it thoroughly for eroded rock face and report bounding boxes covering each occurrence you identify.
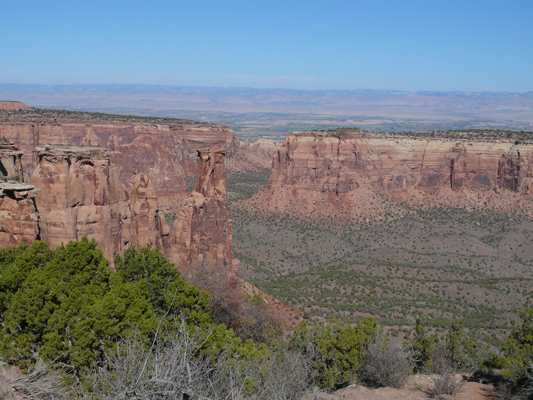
[239,139,283,169]
[0,145,171,265]
[0,124,68,179]
[169,148,233,270]
[29,147,134,263]
[0,121,240,197]
[130,173,170,250]
[0,182,39,248]
[249,132,533,216]
[27,147,168,266]
[167,125,239,176]
[107,132,189,204]
[81,124,100,147]
[0,143,24,181]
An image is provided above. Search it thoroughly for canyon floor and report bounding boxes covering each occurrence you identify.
[223,169,533,346]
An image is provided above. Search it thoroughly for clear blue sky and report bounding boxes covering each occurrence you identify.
[1,0,532,91]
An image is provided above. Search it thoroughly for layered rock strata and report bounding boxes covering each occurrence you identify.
[0,143,234,270]
[0,122,239,197]
[249,132,533,216]
[169,148,234,270]
[28,146,168,265]
[0,124,68,179]
[0,182,39,248]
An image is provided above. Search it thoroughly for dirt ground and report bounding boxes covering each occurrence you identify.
[306,374,497,400]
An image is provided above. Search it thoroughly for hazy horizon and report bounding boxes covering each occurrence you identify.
[2,82,533,95]
[3,83,533,133]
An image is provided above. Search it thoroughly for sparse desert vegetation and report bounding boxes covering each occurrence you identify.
[228,169,533,349]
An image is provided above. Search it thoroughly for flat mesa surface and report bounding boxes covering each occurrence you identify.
[228,170,533,344]
[0,107,208,126]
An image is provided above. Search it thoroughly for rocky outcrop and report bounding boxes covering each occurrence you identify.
[167,125,239,175]
[81,124,100,147]
[0,182,39,248]
[169,148,233,270]
[0,124,68,180]
[0,143,24,181]
[0,101,30,111]
[29,147,134,263]
[248,132,533,216]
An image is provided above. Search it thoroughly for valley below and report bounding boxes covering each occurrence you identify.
[231,192,533,344]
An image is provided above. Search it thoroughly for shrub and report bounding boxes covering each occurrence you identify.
[430,346,465,397]
[359,333,412,388]
[500,308,533,399]
[73,319,312,400]
[405,315,438,372]
[0,362,67,400]
[289,318,377,392]
[115,246,212,326]
[185,262,283,343]
[0,240,213,374]
[445,321,487,372]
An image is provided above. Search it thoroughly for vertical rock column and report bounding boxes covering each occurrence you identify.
[169,148,233,271]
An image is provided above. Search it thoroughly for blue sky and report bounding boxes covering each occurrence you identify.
[1,0,532,91]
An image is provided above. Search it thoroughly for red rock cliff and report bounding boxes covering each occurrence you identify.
[107,132,189,206]
[130,173,170,250]
[0,182,39,248]
[0,121,240,198]
[248,132,533,217]
[28,146,169,265]
[168,148,233,270]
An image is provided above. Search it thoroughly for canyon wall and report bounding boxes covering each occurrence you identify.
[246,132,533,217]
[0,124,68,179]
[28,146,168,265]
[239,139,283,169]
[107,132,189,205]
[129,173,170,250]
[0,122,240,196]
[0,143,234,273]
[169,148,234,271]
[0,182,39,248]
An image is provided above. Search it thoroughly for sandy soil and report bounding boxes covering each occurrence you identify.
[306,374,497,400]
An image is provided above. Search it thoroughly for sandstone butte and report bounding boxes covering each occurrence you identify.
[245,130,533,218]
